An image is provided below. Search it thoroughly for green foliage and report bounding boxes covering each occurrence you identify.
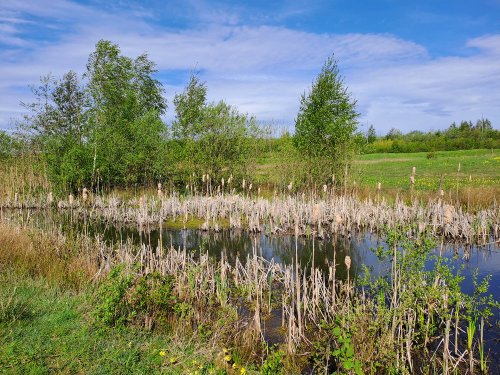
[294,55,359,184]
[93,265,177,329]
[0,131,15,159]
[364,119,500,154]
[172,73,262,185]
[86,40,168,188]
[366,124,376,144]
[330,323,364,375]
[19,71,91,192]
[260,347,285,375]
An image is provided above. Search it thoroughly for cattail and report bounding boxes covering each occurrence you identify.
[287,182,293,191]
[242,179,246,189]
[68,194,74,206]
[377,182,381,191]
[221,178,225,187]
[323,184,327,193]
[344,255,351,270]
[14,192,18,203]
[202,174,206,183]
[312,204,321,223]
[332,174,335,184]
[258,187,261,195]
[335,214,342,225]
[443,204,454,224]
[412,166,416,175]
[82,187,88,202]
[457,163,461,173]
[47,192,53,205]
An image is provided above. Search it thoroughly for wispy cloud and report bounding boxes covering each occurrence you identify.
[0,0,498,133]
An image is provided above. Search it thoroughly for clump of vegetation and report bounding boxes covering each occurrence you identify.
[294,55,360,186]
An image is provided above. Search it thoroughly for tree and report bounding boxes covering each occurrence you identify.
[367,125,377,143]
[294,55,359,184]
[172,73,207,139]
[18,71,91,191]
[85,40,168,187]
[172,73,260,185]
[385,128,402,140]
[0,131,15,159]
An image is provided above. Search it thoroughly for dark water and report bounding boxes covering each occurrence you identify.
[2,208,500,369]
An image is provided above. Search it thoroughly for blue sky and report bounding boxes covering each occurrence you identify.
[1,0,499,134]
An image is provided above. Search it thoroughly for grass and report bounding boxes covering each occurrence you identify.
[0,272,227,375]
[354,149,500,190]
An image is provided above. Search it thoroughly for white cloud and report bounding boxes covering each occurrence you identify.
[0,0,499,133]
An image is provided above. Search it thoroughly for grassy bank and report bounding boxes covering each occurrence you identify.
[0,225,255,374]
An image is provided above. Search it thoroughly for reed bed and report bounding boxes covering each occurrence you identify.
[4,191,497,245]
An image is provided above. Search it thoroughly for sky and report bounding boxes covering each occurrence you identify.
[1,0,500,135]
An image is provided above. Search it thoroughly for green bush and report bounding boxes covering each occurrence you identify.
[93,265,177,329]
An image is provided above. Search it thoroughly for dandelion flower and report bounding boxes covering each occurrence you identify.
[240,367,247,374]
[223,354,232,362]
[159,350,166,357]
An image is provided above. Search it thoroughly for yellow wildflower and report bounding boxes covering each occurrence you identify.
[240,367,246,375]
[223,354,232,362]
[159,350,166,357]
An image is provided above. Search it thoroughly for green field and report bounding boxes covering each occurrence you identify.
[255,148,500,192]
[354,149,500,190]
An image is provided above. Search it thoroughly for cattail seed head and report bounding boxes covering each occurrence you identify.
[345,255,351,270]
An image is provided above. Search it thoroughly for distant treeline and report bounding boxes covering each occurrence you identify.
[363,120,499,153]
